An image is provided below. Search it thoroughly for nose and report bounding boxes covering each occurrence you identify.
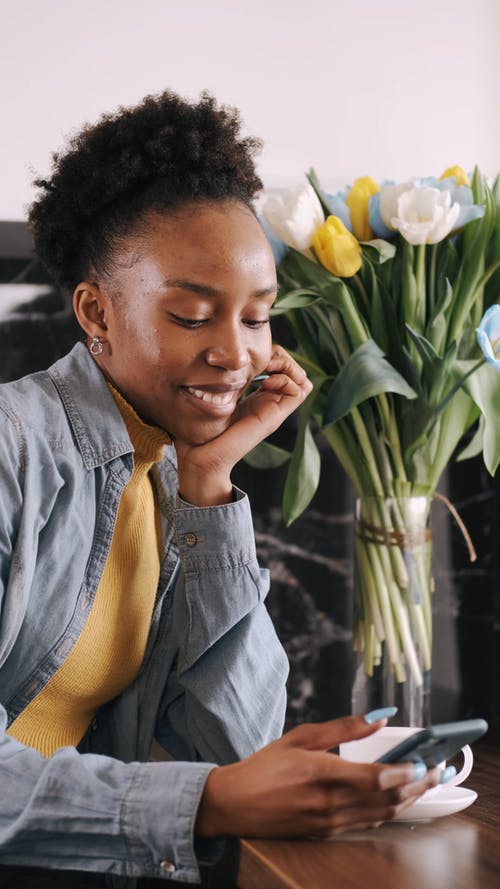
[204,323,250,371]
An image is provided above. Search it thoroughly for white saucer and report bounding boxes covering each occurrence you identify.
[393,786,478,821]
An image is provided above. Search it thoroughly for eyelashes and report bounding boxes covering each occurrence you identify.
[170,314,270,330]
[170,314,207,328]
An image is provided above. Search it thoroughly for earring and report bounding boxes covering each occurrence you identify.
[89,336,104,356]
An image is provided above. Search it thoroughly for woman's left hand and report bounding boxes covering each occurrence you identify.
[175,345,312,506]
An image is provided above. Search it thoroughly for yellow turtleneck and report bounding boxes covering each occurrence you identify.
[8,386,171,757]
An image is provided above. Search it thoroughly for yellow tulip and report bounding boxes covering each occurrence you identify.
[439,165,470,186]
[312,215,362,277]
[345,176,380,241]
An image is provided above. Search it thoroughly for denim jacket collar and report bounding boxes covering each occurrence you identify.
[48,341,135,470]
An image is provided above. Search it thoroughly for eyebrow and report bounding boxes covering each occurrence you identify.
[161,278,278,298]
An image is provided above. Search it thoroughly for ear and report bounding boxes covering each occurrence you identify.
[72,282,109,341]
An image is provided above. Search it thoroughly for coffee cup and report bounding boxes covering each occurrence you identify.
[339,726,473,797]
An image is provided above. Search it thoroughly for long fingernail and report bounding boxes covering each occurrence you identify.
[413,762,428,780]
[440,766,457,784]
[364,706,398,724]
[252,373,270,381]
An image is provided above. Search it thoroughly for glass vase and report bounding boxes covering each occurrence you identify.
[351,495,433,727]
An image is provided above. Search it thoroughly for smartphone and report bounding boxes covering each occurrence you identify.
[375,718,488,768]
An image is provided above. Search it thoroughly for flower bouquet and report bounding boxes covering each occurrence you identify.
[256,165,500,720]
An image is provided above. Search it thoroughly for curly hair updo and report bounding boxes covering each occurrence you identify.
[28,90,263,293]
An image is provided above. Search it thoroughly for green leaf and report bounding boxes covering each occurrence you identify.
[285,349,328,383]
[425,279,454,351]
[322,339,417,427]
[271,289,321,314]
[400,347,423,398]
[405,326,457,403]
[457,359,500,475]
[306,168,332,220]
[492,172,500,206]
[283,420,321,526]
[368,270,401,361]
[425,388,478,487]
[279,248,335,293]
[243,441,291,469]
[360,238,396,264]
[405,325,441,364]
[401,399,434,463]
[456,417,484,462]
[285,309,335,372]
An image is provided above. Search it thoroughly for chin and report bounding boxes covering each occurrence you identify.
[182,420,232,446]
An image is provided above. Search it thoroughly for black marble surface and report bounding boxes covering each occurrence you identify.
[234,440,500,729]
[1,236,499,730]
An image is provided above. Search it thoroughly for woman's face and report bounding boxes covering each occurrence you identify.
[86,200,277,445]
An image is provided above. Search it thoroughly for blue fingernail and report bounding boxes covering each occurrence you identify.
[413,762,428,781]
[364,706,398,724]
[440,766,457,785]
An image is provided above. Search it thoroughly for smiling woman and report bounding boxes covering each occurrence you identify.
[0,90,441,889]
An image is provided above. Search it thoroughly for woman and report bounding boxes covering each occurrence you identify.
[0,91,440,887]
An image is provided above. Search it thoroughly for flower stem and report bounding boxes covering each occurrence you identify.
[448,257,500,347]
[415,244,426,331]
[378,394,408,481]
[427,243,438,318]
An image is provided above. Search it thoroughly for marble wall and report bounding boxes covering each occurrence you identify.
[1,227,499,729]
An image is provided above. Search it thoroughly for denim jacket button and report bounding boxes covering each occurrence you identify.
[184,533,198,547]
[160,859,176,873]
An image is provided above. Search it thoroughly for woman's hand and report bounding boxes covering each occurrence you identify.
[175,345,312,506]
[195,716,441,838]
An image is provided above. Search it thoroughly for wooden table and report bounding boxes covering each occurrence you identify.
[236,735,500,889]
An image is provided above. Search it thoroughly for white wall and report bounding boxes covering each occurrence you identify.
[2,0,499,220]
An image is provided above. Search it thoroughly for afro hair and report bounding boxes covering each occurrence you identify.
[28,90,263,292]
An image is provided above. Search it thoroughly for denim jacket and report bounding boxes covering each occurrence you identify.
[0,343,289,885]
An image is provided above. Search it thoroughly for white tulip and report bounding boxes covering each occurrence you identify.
[378,182,413,230]
[391,186,461,245]
[262,182,324,252]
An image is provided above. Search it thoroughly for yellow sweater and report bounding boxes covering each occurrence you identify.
[8,387,170,757]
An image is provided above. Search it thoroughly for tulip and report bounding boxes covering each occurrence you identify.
[262,182,325,252]
[312,215,362,277]
[439,165,470,187]
[391,186,461,245]
[415,175,484,230]
[441,182,485,229]
[369,181,413,239]
[476,304,500,370]
[377,182,413,231]
[369,192,394,239]
[345,176,380,241]
[259,215,289,265]
[324,190,353,231]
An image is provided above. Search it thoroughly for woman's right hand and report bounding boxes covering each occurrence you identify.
[195,716,440,838]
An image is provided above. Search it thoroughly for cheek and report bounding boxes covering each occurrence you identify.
[259,329,273,364]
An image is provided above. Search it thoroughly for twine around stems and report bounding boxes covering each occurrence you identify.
[355,493,477,563]
[355,520,430,549]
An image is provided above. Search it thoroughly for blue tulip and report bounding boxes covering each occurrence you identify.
[477,304,500,370]
[440,180,485,228]
[324,191,353,232]
[369,191,396,239]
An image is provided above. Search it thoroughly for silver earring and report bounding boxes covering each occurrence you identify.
[89,336,104,356]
